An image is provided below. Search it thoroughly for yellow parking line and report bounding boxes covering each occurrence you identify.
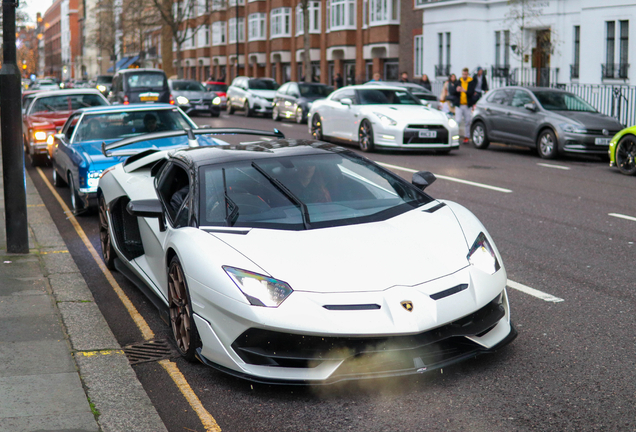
[35,167,221,432]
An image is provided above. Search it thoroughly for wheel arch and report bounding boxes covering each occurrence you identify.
[535,125,558,147]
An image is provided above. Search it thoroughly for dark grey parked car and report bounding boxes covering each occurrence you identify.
[471,86,623,159]
[272,82,333,124]
[168,79,221,117]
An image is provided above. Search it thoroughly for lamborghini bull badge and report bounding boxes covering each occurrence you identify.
[401,301,414,312]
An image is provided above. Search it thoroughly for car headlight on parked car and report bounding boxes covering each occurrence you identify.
[212,97,221,105]
[467,233,500,275]
[448,118,458,128]
[176,96,189,105]
[34,131,48,141]
[374,112,397,126]
[87,170,103,188]
[560,123,586,134]
[97,85,106,92]
[224,266,293,307]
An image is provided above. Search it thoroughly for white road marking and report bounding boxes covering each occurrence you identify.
[259,137,273,141]
[376,162,513,193]
[537,163,570,170]
[507,279,564,303]
[609,213,636,222]
[280,123,294,128]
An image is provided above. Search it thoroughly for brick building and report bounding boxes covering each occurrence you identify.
[43,0,81,80]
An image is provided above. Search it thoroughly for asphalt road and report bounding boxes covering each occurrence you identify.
[27,111,636,432]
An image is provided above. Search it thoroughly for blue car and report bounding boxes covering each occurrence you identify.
[50,104,222,213]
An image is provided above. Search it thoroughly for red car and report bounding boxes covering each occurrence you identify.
[22,89,109,166]
[203,81,227,109]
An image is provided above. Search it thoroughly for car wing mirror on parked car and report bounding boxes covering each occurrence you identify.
[412,171,436,190]
[340,98,353,106]
[127,199,166,231]
[524,102,537,112]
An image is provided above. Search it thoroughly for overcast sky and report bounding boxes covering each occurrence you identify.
[24,0,53,23]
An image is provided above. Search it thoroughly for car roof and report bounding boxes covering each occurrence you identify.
[171,139,348,168]
[31,89,106,98]
[115,68,165,74]
[74,103,177,115]
[336,84,415,92]
[493,86,571,94]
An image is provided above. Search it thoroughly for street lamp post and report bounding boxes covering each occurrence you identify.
[235,0,239,79]
[0,0,29,253]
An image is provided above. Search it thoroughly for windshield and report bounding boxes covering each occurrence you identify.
[248,79,279,90]
[358,89,421,105]
[299,84,333,97]
[199,152,432,229]
[532,91,597,112]
[30,94,107,114]
[72,109,192,142]
[172,80,206,92]
[206,83,227,92]
[127,73,167,89]
[96,76,113,84]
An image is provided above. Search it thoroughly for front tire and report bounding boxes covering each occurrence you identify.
[98,195,116,270]
[471,121,490,149]
[616,135,636,175]
[68,174,82,214]
[227,101,235,115]
[243,101,252,117]
[52,167,67,187]
[537,129,558,159]
[311,114,324,141]
[358,120,375,152]
[168,256,200,362]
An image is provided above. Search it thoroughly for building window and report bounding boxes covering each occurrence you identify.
[362,0,367,28]
[435,32,450,76]
[228,17,245,43]
[270,7,291,38]
[330,0,355,30]
[212,21,226,45]
[414,35,423,77]
[495,31,501,66]
[620,20,629,68]
[228,0,245,5]
[604,20,629,79]
[503,30,510,67]
[571,25,580,79]
[369,0,399,25]
[248,13,266,41]
[296,2,321,35]
[606,21,615,67]
[197,0,208,16]
[183,28,194,49]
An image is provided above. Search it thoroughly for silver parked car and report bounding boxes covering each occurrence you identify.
[226,76,279,117]
[168,79,222,117]
[470,86,623,159]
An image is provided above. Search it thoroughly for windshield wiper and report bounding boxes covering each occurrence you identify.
[222,168,239,227]
[251,162,310,229]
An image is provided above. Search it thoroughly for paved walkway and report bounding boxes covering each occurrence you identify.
[0,152,168,432]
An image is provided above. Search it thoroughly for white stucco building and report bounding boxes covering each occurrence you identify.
[418,0,635,86]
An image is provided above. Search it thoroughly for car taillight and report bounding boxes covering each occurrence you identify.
[169,94,175,105]
[123,95,129,105]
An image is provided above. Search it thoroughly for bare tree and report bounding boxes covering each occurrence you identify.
[505,0,558,64]
[299,0,310,82]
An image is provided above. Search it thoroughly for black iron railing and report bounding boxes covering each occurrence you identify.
[435,64,450,77]
[570,64,579,79]
[602,63,629,80]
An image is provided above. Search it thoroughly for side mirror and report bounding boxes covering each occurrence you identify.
[524,102,537,112]
[54,133,66,141]
[412,171,436,190]
[127,199,166,231]
[340,98,353,106]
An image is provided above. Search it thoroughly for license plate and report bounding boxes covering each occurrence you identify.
[140,96,158,102]
[195,104,207,110]
[595,138,611,145]
[418,130,437,138]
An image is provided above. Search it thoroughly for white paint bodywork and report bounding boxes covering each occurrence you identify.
[99,149,513,383]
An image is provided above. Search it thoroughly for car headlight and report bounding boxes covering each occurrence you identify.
[87,170,103,188]
[34,131,48,141]
[467,233,501,275]
[212,96,221,105]
[224,266,293,307]
[448,118,458,128]
[176,96,189,105]
[560,123,586,134]
[97,85,106,92]
[374,112,397,126]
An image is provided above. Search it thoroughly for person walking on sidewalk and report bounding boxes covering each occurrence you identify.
[450,67,477,144]
[472,66,489,102]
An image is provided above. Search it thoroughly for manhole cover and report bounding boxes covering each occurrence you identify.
[122,339,178,365]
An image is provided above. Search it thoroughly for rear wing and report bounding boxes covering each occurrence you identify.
[101,127,285,157]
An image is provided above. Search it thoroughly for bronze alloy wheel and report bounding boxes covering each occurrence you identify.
[98,195,116,270]
[168,256,200,361]
[311,115,323,140]
[358,120,375,152]
[616,135,636,176]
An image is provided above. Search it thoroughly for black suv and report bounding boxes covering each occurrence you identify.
[109,68,170,105]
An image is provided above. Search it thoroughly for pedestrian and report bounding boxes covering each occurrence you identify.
[419,74,432,91]
[444,73,459,110]
[334,72,344,89]
[438,76,451,114]
[399,72,410,83]
[472,67,489,101]
[449,68,477,144]
[370,72,382,82]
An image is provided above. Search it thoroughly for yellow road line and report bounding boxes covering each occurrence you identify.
[35,167,221,432]
[160,360,222,432]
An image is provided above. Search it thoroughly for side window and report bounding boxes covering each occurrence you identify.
[487,89,508,105]
[65,114,82,142]
[509,90,534,108]
[278,83,290,95]
[331,90,353,103]
[289,84,299,97]
[157,164,192,228]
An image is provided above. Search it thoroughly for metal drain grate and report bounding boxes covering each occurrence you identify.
[122,339,179,365]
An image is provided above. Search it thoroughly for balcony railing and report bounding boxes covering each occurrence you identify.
[435,64,450,77]
[492,66,510,78]
[570,64,579,80]
[602,63,629,80]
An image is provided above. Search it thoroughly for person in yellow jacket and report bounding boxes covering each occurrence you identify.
[449,67,478,143]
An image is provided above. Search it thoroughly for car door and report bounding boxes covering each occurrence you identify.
[52,113,82,180]
[500,89,538,146]
[480,89,512,142]
[286,83,301,117]
[136,161,193,298]
[274,83,290,117]
[329,89,357,140]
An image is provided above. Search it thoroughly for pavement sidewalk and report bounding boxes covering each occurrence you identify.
[0,152,168,432]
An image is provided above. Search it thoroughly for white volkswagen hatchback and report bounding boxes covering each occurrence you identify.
[309,84,460,153]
